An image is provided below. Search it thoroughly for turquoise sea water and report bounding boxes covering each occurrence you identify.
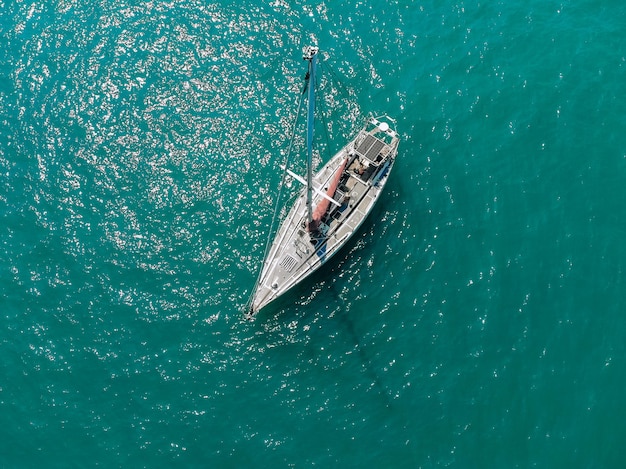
[2,0,626,466]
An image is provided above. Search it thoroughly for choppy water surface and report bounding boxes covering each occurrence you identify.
[2,0,626,466]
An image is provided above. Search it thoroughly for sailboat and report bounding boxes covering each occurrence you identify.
[247,46,400,318]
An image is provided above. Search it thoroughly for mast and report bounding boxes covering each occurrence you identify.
[303,46,318,227]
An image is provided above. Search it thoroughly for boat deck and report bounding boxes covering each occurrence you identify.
[248,116,399,317]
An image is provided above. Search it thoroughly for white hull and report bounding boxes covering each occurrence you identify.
[247,116,399,318]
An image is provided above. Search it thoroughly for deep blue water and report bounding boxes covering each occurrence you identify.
[2,0,626,466]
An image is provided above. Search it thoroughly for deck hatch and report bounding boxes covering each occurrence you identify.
[279,254,298,272]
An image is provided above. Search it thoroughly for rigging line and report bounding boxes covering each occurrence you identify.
[318,60,362,145]
[320,60,355,102]
[315,64,333,161]
[246,75,309,311]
